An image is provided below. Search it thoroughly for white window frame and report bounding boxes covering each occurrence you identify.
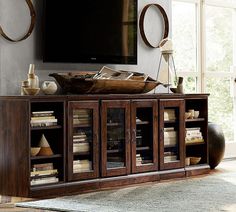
[172,0,236,158]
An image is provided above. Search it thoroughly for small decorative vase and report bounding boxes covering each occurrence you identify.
[42,81,58,95]
[208,123,225,169]
[176,77,184,94]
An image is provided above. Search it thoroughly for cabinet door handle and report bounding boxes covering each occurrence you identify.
[126,130,130,144]
[132,129,136,144]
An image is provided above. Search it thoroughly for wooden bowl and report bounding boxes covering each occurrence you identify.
[31,147,41,157]
[24,88,40,95]
[190,157,201,165]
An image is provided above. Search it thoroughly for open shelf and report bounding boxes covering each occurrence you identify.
[31,154,63,160]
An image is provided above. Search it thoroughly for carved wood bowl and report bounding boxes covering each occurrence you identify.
[49,72,160,94]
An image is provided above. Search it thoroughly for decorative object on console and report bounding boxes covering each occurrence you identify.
[0,0,36,42]
[208,123,225,169]
[50,66,160,94]
[21,80,29,95]
[170,77,184,94]
[28,64,39,88]
[42,81,58,95]
[24,87,40,96]
[38,134,54,156]
[155,38,178,93]
[139,4,169,48]
[30,147,41,157]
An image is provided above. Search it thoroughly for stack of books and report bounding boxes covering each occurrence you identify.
[73,159,92,173]
[164,109,176,121]
[185,127,204,144]
[136,154,152,166]
[164,152,177,163]
[136,154,142,166]
[73,132,90,153]
[73,110,91,125]
[30,163,58,186]
[164,127,177,146]
[31,111,58,127]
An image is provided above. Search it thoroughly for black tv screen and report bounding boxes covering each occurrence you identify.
[43,0,137,64]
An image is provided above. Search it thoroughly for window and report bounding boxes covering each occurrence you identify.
[172,0,236,157]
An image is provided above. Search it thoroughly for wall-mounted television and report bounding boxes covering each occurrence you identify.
[43,0,137,64]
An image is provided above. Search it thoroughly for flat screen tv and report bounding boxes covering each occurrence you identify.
[43,0,137,64]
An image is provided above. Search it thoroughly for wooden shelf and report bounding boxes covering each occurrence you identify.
[164,144,178,148]
[31,125,62,131]
[136,121,150,125]
[164,120,177,124]
[136,146,151,151]
[31,154,62,160]
[107,123,121,127]
[185,118,205,122]
[73,124,91,128]
[73,151,90,156]
[186,142,205,146]
[107,149,123,154]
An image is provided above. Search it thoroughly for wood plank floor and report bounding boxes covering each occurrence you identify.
[0,159,235,212]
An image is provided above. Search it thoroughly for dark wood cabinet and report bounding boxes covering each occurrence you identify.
[68,101,99,181]
[131,100,158,173]
[0,94,210,197]
[101,100,131,177]
[159,99,185,170]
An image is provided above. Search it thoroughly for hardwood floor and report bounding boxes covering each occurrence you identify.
[1,159,235,212]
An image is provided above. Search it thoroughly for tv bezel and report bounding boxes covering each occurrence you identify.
[42,0,138,65]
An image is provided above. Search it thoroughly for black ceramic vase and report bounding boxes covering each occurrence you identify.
[208,123,225,169]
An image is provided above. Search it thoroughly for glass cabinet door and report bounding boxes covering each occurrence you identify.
[101,100,130,177]
[131,100,158,173]
[68,101,99,181]
[159,99,185,170]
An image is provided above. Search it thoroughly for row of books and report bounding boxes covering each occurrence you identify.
[73,132,90,153]
[164,151,178,163]
[31,163,59,186]
[164,109,176,121]
[73,159,92,173]
[164,127,177,146]
[31,111,58,127]
[185,127,204,144]
[73,109,91,125]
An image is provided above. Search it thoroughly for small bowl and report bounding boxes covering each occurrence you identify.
[24,88,40,96]
[31,147,41,157]
[185,112,191,119]
[190,157,201,165]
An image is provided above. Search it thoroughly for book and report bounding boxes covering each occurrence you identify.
[30,169,58,177]
[30,119,58,124]
[33,163,53,171]
[31,116,56,120]
[31,122,57,127]
[30,177,59,186]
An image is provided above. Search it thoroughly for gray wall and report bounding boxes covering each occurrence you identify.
[0,0,171,95]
